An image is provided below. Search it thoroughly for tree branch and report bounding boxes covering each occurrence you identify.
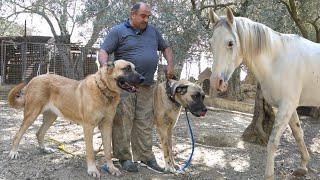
[199,2,237,11]
[280,0,309,39]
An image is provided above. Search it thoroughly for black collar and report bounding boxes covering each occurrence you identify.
[165,80,181,107]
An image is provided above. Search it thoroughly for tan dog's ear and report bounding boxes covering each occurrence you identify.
[107,61,114,75]
[107,61,115,70]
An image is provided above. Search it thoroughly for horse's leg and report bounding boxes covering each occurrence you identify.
[289,111,310,176]
[265,103,295,180]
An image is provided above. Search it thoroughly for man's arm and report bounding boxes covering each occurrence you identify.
[162,47,175,79]
[98,49,109,67]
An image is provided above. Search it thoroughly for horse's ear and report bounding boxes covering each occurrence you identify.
[226,7,234,25]
[209,8,220,26]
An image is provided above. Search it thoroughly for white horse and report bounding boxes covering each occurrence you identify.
[208,8,319,180]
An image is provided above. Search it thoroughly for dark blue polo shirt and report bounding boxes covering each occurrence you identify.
[100,20,168,85]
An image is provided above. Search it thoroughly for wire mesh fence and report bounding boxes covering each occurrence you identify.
[0,40,99,85]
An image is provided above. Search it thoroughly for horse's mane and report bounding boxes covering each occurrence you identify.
[235,17,275,61]
[235,18,300,60]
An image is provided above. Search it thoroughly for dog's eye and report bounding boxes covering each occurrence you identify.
[191,94,198,99]
[123,66,132,72]
[192,93,203,100]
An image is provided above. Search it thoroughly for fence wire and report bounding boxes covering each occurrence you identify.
[0,40,98,85]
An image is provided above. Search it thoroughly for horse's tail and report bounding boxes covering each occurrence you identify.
[8,82,26,109]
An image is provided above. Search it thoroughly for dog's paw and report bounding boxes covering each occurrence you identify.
[87,167,100,178]
[164,166,177,174]
[9,151,19,159]
[108,166,121,176]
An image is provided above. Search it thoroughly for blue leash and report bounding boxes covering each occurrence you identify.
[176,108,195,174]
[102,108,195,174]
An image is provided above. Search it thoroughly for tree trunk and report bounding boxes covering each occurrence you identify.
[242,83,275,146]
[309,107,320,119]
[55,35,76,79]
[243,68,256,85]
[227,66,243,101]
[56,44,75,79]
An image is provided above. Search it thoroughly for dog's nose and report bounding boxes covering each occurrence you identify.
[139,76,145,83]
[199,107,207,117]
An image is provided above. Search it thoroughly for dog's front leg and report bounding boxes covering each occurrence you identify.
[99,118,121,176]
[167,123,179,171]
[155,117,176,173]
[83,125,100,178]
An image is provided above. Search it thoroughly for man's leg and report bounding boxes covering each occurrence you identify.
[112,93,138,172]
[131,85,163,172]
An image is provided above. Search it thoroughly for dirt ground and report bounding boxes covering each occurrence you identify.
[1,99,320,180]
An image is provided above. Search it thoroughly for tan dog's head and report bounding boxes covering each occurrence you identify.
[167,79,207,117]
[103,59,145,93]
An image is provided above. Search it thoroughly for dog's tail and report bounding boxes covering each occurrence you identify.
[8,82,26,109]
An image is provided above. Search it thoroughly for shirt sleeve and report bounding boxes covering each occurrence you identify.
[155,29,169,51]
[100,27,119,54]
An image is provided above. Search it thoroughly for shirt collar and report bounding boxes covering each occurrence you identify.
[124,19,147,35]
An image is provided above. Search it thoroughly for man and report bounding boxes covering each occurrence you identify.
[98,2,174,172]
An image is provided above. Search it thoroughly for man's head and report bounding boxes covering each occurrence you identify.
[130,2,151,30]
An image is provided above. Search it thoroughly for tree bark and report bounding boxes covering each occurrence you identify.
[226,66,243,101]
[242,83,275,146]
[243,67,256,85]
[54,35,75,79]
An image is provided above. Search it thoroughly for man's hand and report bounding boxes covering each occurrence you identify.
[166,65,175,79]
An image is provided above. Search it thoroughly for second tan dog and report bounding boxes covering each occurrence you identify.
[7,60,144,178]
[154,79,207,173]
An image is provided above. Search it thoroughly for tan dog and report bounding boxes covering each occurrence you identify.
[153,79,207,173]
[7,60,144,178]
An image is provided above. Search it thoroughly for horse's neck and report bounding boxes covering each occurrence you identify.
[243,30,283,84]
[248,55,274,84]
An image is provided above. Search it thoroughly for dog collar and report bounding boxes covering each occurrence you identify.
[165,80,181,108]
[95,70,114,103]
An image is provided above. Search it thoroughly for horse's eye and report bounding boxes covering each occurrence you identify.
[227,41,234,48]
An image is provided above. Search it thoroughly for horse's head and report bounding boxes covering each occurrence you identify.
[208,7,242,92]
